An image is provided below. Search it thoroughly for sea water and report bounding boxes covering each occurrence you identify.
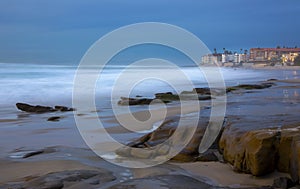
[0,62,299,154]
[1,62,298,113]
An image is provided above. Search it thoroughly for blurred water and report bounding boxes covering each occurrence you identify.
[0,62,299,113]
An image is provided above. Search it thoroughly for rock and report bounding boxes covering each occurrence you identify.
[196,149,219,162]
[273,177,295,189]
[54,106,75,112]
[192,87,212,95]
[16,103,74,113]
[278,129,300,172]
[118,97,168,106]
[180,94,211,101]
[9,149,44,159]
[219,126,280,176]
[155,92,180,101]
[226,83,273,93]
[47,116,61,122]
[116,116,223,163]
[16,103,56,113]
[23,169,116,189]
[290,136,300,184]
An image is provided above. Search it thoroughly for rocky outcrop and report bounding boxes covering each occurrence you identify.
[155,92,180,101]
[54,105,75,112]
[118,97,170,106]
[116,116,222,162]
[290,136,300,184]
[118,82,274,106]
[16,103,56,113]
[219,124,300,179]
[16,103,74,113]
[219,126,280,176]
[118,92,212,106]
[226,83,273,93]
[278,129,300,172]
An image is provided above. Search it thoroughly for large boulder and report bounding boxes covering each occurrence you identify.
[278,128,300,172]
[219,126,280,176]
[290,136,300,184]
[220,124,300,178]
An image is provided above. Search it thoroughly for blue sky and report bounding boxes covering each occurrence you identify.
[0,0,300,64]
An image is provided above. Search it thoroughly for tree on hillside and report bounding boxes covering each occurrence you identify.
[294,55,300,66]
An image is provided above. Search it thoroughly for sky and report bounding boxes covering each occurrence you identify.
[0,0,300,65]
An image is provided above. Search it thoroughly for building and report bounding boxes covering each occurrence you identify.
[201,53,222,64]
[249,48,300,64]
[221,53,247,64]
[282,52,299,64]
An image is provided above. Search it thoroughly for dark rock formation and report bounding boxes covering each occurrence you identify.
[118,97,169,106]
[54,106,75,112]
[47,116,62,122]
[16,103,56,113]
[155,92,180,101]
[16,103,74,113]
[226,83,273,93]
[118,82,274,106]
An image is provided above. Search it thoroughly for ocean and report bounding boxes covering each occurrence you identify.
[2,62,295,107]
[0,62,299,156]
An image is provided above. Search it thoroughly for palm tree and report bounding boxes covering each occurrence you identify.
[213,48,217,54]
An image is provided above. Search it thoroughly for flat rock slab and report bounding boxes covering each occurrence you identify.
[1,169,116,189]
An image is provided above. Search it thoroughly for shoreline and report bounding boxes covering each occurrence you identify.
[0,78,300,188]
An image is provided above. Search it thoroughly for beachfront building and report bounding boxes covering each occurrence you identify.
[202,52,248,65]
[221,53,247,64]
[249,47,300,64]
[201,53,222,64]
[282,52,299,64]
